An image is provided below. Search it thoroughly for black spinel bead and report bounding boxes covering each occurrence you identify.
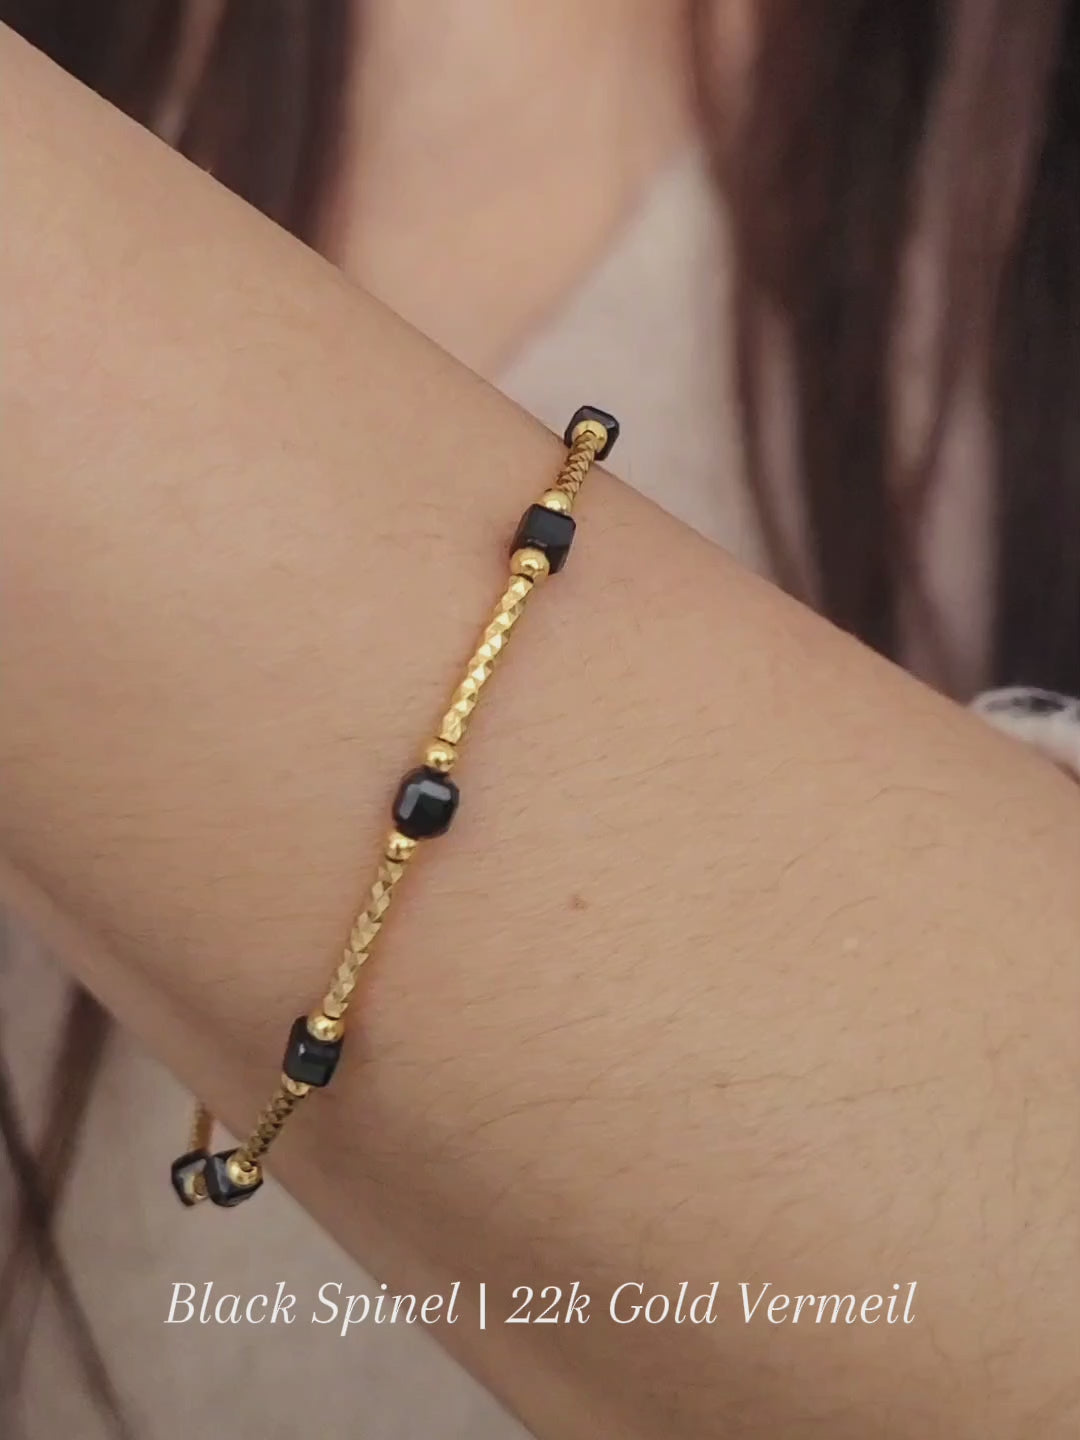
[283,1015,343,1088]
[170,1149,209,1207]
[563,404,620,460]
[392,766,460,839]
[203,1149,263,1208]
[510,503,576,574]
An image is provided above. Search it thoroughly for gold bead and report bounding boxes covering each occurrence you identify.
[422,739,456,773]
[226,1154,262,1189]
[281,1073,311,1098]
[539,488,572,514]
[570,417,609,450]
[307,1010,345,1043]
[385,829,417,863]
[510,547,550,581]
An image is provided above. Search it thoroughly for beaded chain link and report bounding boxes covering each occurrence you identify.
[170,405,619,1208]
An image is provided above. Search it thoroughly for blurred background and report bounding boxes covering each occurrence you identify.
[2,2,1079,1436]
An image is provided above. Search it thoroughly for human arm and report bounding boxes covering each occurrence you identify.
[2,29,1078,1439]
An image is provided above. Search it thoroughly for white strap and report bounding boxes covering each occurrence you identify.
[971,687,1080,781]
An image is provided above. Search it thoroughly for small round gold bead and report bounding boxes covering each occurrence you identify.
[571,417,609,450]
[281,1073,311,1098]
[510,547,550,581]
[539,488,572,514]
[226,1154,262,1189]
[191,1173,208,1202]
[307,1010,345,1043]
[422,739,456,773]
[385,829,417,863]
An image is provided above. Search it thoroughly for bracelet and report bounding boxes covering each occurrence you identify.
[170,405,619,1208]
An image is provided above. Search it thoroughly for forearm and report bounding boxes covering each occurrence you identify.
[3,29,1078,1440]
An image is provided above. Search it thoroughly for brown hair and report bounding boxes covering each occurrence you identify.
[697,0,1080,693]
[2,0,351,241]
[1,1,1077,1431]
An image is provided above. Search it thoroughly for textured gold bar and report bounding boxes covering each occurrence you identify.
[233,1082,305,1169]
[437,573,537,747]
[549,428,602,506]
[188,1100,213,1155]
[321,851,412,1019]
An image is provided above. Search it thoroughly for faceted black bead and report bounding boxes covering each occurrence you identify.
[563,404,620,460]
[203,1149,263,1208]
[510,503,576,574]
[392,766,459,839]
[283,1015,343,1088]
[170,1149,209,1207]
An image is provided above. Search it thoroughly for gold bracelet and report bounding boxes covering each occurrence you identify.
[170,405,619,1207]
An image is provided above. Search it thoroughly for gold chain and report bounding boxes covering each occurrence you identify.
[172,412,613,1207]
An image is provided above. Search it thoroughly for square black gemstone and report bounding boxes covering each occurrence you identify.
[170,1149,208,1207]
[563,405,620,460]
[283,1016,342,1088]
[392,766,459,838]
[510,504,576,574]
[203,1149,263,1207]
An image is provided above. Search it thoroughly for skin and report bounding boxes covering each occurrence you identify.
[2,26,1079,1440]
[336,0,693,371]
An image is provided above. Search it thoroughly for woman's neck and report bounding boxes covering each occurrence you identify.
[333,0,692,373]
